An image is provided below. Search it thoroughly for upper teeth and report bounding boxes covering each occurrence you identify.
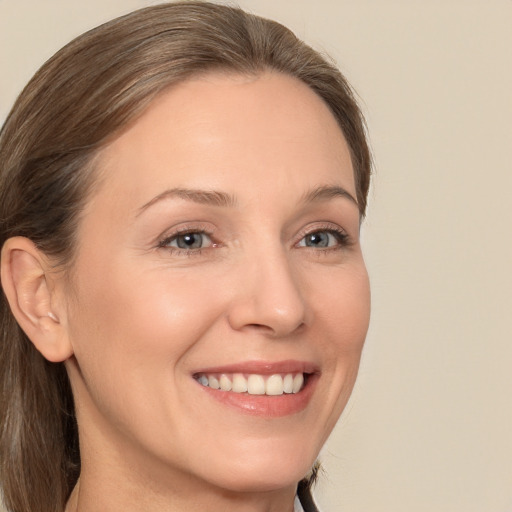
[196,373,305,395]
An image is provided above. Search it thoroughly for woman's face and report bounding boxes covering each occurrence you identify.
[62,72,370,494]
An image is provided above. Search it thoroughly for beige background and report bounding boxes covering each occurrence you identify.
[1,1,511,511]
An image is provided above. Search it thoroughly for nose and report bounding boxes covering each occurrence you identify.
[226,251,309,338]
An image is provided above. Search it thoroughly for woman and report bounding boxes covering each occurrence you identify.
[0,3,371,512]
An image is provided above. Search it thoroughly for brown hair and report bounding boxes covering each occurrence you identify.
[0,2,371,511]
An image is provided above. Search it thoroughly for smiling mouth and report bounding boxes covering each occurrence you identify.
[194,372,307,396]
[192,361,319,416]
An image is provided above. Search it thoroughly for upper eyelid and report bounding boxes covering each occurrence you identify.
[294,222,348,240]
[158,233,214,251]
[156,223,216,244]
[162,231,212,243]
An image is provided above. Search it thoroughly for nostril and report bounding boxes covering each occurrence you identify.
[243,321,305,337]
[245,323,276,333]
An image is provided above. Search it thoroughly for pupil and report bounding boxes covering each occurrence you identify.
[178,233,202,249]
[307,232,328,247]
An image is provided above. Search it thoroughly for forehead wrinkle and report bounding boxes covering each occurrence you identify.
[137,187,238,216]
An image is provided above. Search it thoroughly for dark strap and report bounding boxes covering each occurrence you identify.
[297,481,320,512]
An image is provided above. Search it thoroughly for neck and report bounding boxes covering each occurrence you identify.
[66,474,298,512]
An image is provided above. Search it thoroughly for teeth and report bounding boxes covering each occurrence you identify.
[197,372,306,396]
[292,373,304,393]
[232,373,248,393]
[208,376,220,390]
[219,374,232,391]
[283,373,294,394]
[265,374,284,395]
[247,374,265,395]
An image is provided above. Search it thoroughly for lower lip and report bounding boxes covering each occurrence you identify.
[196,374,319,417]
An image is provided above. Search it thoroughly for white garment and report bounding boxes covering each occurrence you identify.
[294,495,305,512]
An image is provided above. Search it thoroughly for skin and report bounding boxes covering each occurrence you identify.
[5,72,370,512]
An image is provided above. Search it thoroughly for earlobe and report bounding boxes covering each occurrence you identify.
[0,236,73,362]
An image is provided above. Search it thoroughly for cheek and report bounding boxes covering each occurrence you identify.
[314,260,371,350]
[65,260,225,404]
[313,262,370,406]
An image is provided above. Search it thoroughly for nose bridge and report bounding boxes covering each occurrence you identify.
[227,241,308,337]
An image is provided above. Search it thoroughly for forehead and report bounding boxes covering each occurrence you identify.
[92,71,355,212]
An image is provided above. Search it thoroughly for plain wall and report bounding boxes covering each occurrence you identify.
[1,1,511,511]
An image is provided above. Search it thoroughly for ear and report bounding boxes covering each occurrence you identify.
[0,236,73,362]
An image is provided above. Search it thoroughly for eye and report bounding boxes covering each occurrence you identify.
[297,229,347,248]
[161,231,213,250]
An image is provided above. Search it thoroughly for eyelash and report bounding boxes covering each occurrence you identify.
[157,223,351,256]
[157,225,217,257]
[295,224,351,251]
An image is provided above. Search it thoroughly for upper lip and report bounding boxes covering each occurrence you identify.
[192,359,319,375]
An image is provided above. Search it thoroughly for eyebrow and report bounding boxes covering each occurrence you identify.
[137,187,237,216]
[137,183,358,216]
[301,185,358,207]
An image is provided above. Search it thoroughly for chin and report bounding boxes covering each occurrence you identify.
[197,440,318,494]
[209,466,310,494]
